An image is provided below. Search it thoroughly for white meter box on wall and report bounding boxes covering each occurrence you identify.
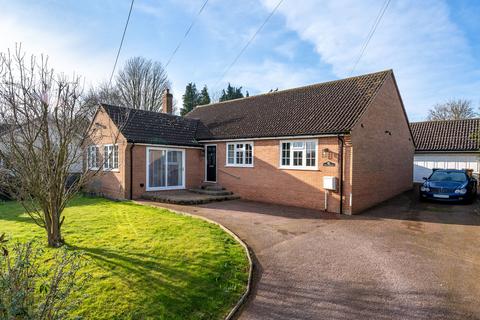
[323,176,337,191]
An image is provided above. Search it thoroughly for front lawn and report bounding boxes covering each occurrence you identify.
[0,197,249,319]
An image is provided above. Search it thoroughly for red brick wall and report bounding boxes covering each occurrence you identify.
[185,148,205,189]
[214,137,351,213]
[350,73,414,213]
[84,107,128,199]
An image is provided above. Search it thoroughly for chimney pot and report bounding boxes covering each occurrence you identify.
[162,88,173,114]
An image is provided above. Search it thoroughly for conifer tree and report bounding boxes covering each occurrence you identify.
[219,83,244,102]
[198,85,211,105]
[181,82,199,115]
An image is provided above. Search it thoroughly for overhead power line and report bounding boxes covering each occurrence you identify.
[216,0,284,86]
[109,0,135,86]
[164,0,209,69]
[349,0,391,75]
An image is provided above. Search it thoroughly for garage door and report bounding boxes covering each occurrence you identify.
[414,153,479,182]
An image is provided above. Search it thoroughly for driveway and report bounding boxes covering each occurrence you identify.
[138,190,480,320]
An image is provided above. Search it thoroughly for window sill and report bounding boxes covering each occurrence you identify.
[88,167,99,171]
[279,166,318,171]
[103,169,120,173]
[225,164,254,168]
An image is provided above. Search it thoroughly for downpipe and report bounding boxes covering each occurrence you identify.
[338,135,345,215]
[129,143,135,200]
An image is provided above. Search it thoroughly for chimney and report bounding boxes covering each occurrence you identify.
[162,88,173,114]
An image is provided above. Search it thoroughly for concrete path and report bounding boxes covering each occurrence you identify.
[138,191,480,320]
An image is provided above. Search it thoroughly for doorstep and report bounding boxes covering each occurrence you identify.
[141,190,240,205]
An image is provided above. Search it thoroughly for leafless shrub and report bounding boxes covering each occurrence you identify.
[0,234,90,319]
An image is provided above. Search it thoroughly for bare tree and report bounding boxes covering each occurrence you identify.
[0,47,123,247]
[427,99,477,121]
[91,57,170,112]
[84,82,122,108]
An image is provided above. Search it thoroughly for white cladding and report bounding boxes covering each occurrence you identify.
[413,153,479,182]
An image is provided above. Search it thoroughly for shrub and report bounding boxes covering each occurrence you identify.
[0,234,90,319]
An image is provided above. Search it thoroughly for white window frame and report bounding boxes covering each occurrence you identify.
[87,145,99,170]
[279,139,318,170]
[225,142,254,168]
[103,144,119,171]
[146,147,186,191]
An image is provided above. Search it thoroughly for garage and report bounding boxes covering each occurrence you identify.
[414,153,478,182]
[411,119,479,182]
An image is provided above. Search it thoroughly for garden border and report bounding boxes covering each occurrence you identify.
[135,201,253,320]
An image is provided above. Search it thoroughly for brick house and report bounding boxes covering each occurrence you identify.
[84,70,414,214]
[411,119,480,182]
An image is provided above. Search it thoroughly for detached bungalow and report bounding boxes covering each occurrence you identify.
[411,119,480,182]
[85,70,414,214]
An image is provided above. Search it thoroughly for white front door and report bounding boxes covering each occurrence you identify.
[146,147,185,191]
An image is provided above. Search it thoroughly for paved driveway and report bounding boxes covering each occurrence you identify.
[139,190,480,320]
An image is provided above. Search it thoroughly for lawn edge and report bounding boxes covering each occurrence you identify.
[134,200,253,320]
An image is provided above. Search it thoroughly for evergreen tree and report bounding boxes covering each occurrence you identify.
[219,83,244,102]
[198,85,211,105]
[181,82,199,116]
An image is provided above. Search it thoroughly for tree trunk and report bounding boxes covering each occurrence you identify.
[47,229,63,248]
[45,210,64,248]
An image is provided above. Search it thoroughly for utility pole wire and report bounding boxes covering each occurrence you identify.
[349,0,391,75]
[165,0,209,69]
[216,0,284,86]
[109,0,135,86]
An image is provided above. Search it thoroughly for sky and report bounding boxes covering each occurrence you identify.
[0,0,479,121]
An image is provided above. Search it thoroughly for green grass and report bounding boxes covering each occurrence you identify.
[0,197,249,319]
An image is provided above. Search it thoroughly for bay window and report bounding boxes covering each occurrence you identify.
[103,144,119,171]
[226,142,253,167]
[280,140,317,169]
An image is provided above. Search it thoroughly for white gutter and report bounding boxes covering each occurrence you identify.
[134,143,203,149]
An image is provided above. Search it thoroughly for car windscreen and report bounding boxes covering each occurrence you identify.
[429,171,467,182]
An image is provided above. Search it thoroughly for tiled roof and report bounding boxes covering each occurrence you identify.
[186,70,392,140]
[101,104,205,147]
[411,119,480,152]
